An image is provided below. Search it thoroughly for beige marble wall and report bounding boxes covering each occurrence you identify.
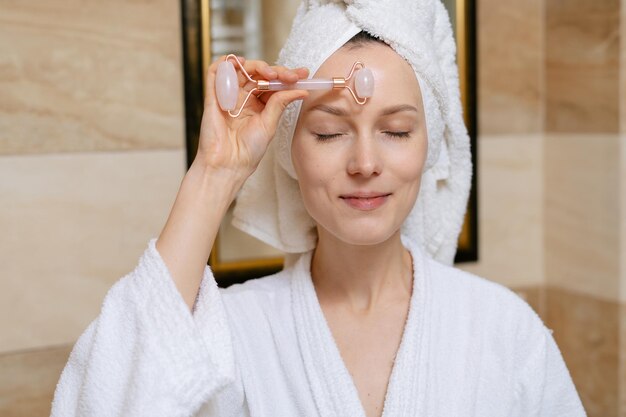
[545,0,620,133]
[0,1,188,413]
[0,0,184,154]
[477,0,543,134]
[622,134,626,304]
[467,0,546,322]
[0,345,72,417]
[622,0,626,132]
[619,0,626,417]
[0,150,185,353]
[621,307,625,403]
[618,132,624,417]
[544,134,621,302]
[459,135,544,291]
[546,286,619,417]
[543,1,623,415]
[0,0,186,355]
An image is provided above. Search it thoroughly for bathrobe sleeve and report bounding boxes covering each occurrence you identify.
[50,239,245,417]
[512,315,587,417]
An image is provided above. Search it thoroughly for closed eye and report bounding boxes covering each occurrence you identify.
[314,131,411,141]
[384,131,411,138]
[314,133,343,141]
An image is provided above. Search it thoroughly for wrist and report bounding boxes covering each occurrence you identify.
[186,159,246,209]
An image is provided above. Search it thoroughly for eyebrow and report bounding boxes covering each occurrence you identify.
[309,104,419,117]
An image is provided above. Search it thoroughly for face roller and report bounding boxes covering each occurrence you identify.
[216,54,375,117]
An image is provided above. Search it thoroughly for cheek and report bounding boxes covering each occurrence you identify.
[401,154,425,181]
[292,127,346,179]
[393,138,427,182]
[299,159,338,201]
[292,139,335,202]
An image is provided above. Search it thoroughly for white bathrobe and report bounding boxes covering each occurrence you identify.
[51,236,586,417]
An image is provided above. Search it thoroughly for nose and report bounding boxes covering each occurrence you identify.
[346,135,382,177]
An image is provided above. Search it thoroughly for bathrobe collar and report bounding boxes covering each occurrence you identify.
[290,236,431,417]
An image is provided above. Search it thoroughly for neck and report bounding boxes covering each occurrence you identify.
[310,229,413,313]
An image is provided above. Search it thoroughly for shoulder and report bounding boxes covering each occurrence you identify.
[426,258,526,304]
[425,257,546,339]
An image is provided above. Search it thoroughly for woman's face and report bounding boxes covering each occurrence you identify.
[291,42,428,246]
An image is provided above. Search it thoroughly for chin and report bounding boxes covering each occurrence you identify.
[322,220,401,247]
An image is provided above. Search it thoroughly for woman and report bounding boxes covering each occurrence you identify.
[51,1,586,416]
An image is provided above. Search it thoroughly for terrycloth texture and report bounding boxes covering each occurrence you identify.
[50,239,243,417]
[51,240,587,416]
[232,0,472,265]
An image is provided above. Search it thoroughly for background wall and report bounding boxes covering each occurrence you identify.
[0,1,186,415]
[459,0,625,415]
[460,0,545,301]
[0,0,624,416]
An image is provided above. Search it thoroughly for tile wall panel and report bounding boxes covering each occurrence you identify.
[477,0,543,134]
[622,134,626,303]
[0,345,72,417]
[545,134,621,301]
[0,150,185,353]
[619,316,625,417]
[459,135,544,290]
[620,303,626,417]
[622,0,626,133]
[0,0,185,154]
[546,0,620,133]
[546,286,619,417]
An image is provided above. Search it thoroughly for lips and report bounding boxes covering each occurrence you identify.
[339,192,391,211]
[341,191,390,199]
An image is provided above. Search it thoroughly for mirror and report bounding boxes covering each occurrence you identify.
[181,0,477,285]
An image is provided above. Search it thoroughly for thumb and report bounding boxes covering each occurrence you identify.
[260,89,308,136]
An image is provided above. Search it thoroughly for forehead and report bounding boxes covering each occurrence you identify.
[300,42,422,114]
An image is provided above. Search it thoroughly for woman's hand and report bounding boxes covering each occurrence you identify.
[157,57,308,310]
[195,56,309,180]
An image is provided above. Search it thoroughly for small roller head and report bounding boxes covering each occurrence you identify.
[216,61,239,111]
[354,68,374,98]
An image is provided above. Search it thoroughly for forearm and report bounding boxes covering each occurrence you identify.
[156,160,245,311]
[157,57,307,311]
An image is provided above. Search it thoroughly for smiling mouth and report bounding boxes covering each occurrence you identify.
[339,192,391,199]
[339,193,392,211]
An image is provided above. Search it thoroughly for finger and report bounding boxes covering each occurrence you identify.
[277,68,299,84]
[254,90,270,105]
[240,60,277,82]
[241,64,303,94]
[262,64,302,84]
[261,89,309,135]
[254,66,309,105]
[295,67,309,79]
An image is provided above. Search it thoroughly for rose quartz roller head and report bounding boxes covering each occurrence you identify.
[216,54,374,117]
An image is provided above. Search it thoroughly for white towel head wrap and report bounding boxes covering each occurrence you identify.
[232,0,472,265]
